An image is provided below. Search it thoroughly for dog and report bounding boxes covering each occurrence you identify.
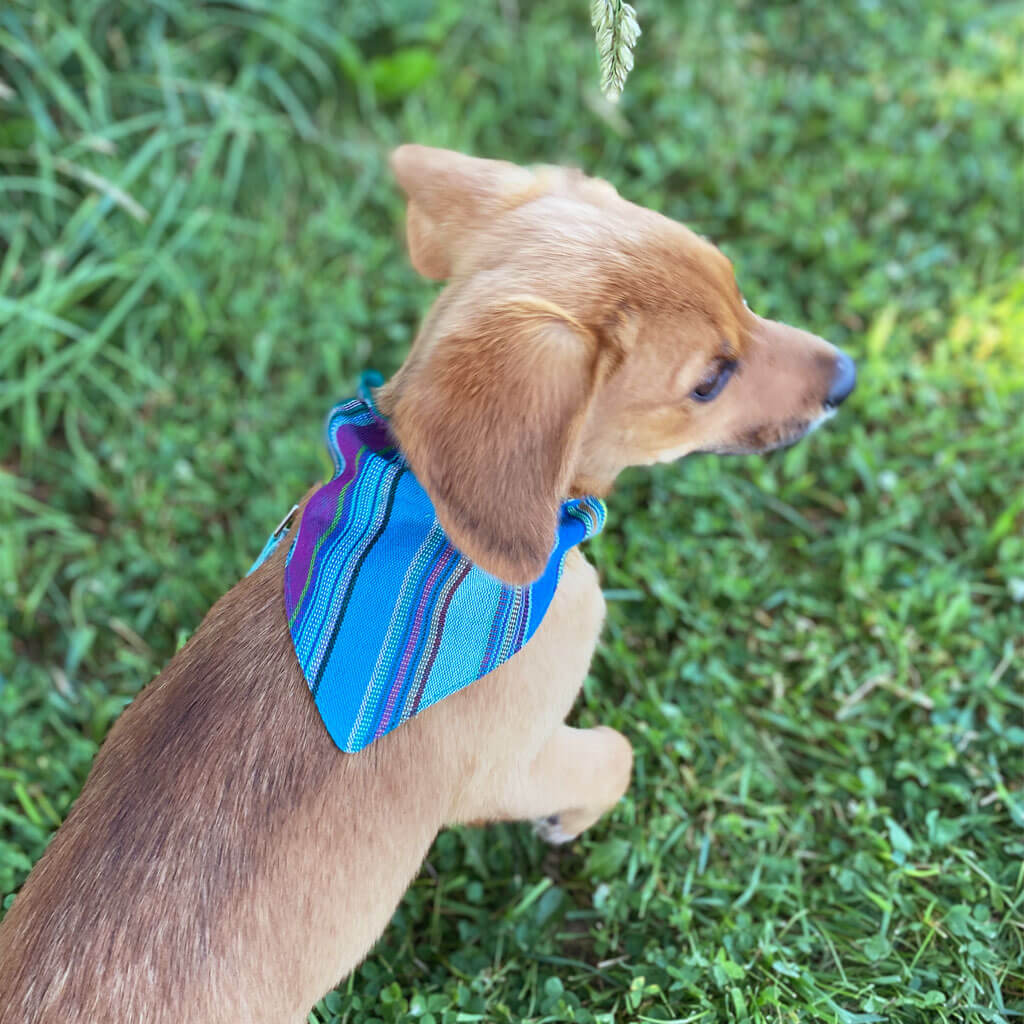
[0,145,855,1022]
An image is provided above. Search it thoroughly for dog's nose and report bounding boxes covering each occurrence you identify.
[825,351,857,409]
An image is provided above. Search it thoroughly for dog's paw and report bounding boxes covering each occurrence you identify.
[532,813,577,845]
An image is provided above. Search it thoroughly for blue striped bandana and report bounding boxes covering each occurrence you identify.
[252,373,606,752]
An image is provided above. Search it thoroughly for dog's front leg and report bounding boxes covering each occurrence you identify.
[438,547,629,840]
[510,723,633,843]
[448,723,631,842]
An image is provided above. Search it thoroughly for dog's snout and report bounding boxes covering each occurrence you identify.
[825,351,857,410]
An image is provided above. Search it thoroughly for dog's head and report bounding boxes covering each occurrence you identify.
[379,145,856,583]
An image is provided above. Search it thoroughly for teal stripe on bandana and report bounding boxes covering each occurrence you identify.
[251,372,606,752]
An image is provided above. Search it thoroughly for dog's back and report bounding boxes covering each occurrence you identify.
[0,564,313,1020]
[0,556,446,1023]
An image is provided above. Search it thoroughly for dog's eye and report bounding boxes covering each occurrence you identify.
[692,357,737,402]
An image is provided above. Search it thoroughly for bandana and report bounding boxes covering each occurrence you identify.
[251,372,606,752]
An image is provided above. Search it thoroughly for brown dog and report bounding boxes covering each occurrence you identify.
[0,146,855,1022]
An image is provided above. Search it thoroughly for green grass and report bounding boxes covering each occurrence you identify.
[2,0,1023,1020]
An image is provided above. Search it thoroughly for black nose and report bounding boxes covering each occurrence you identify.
[825,351,857,409]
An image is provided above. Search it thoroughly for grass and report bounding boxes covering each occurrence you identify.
[1,0,1023,1020]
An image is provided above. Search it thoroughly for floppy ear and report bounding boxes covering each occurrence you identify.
[390,145,535,280]
[385,297,602,584]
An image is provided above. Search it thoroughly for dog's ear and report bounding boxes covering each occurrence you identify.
[385,297,602,584]
[390,145,535,280]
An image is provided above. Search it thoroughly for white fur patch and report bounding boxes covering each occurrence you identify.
[532,814,577,845]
